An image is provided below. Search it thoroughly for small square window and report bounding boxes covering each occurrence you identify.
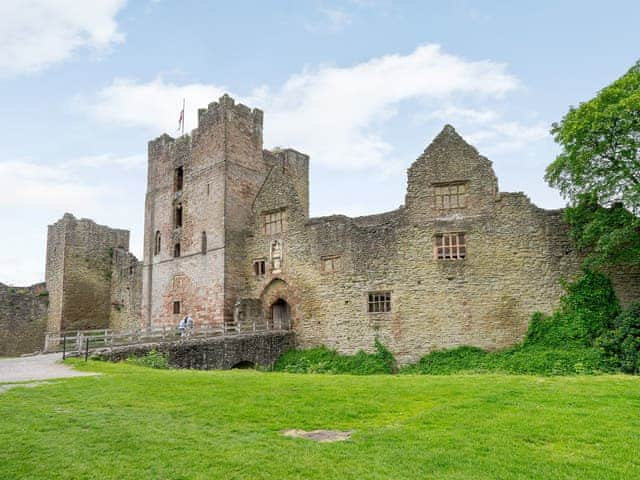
[434,183,467,209]
[321,255,342,273]
[367,291,391,313]
[173,301,181,314]
[434,233,466,260]
[253,259,266,277]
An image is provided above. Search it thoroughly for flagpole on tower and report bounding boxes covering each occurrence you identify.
[181,98,185,136]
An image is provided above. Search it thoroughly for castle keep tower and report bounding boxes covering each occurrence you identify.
[141,95,266,328]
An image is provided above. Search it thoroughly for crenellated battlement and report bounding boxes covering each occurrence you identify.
[196,93,263,135]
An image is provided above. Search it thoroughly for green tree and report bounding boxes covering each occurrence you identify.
[546,61,640,267]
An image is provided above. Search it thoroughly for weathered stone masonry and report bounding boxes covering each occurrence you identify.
[0,282,48,356]
[21,94,639,363]
[45,213,141,334]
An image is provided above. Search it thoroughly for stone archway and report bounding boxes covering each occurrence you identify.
[260,278,297,331]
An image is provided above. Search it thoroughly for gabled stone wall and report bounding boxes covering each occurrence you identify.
[243,124,639,365]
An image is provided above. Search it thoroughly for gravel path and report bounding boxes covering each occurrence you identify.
[0,353,99,383]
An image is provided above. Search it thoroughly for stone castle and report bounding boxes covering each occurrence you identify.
[3,94,639,362]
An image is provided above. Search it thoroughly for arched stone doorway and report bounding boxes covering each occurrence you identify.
[271,298,291,330]
[260,278,297,331]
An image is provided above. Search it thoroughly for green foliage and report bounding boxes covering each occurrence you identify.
[274,339,396,374]
[37,290,49,297]
[546,61,640,269]
[546,61,640,212]
[598,302,640,373]
[403,344,613,376]
[564,194,640,268]
[524,269,620,347]
[126,349,169,369]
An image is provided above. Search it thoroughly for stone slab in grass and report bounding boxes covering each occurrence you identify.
[282,429,354,442]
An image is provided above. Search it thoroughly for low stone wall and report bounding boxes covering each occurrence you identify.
[97,331,295,369]
[0,283,48,356]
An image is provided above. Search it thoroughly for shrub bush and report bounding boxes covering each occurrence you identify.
[126,349,169,369]
[597,302,640,374]
[274,339,396,374]
[524,269,620,347]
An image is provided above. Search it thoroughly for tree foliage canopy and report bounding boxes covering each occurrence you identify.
[546,61,640,212]
[547,61,640,268]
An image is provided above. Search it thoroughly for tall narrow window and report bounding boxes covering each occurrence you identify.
[173,301,181,314]
[174,243,181,258]
[175,205,183,228]
[434,233,466,260]
[253,259,266,276]
[174,166,183,192]
[154,231,161,255]
[201,231,207,254]
[262,210,286,235]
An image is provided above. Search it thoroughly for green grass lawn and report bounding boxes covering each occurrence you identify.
[1,362,640,479]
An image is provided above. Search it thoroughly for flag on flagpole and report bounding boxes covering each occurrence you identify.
[177,99,185,135]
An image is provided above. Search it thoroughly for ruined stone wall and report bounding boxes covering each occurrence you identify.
[242,125,638,365]
[110,249,143,331]
[46,213,140,332]
[142,95,265,329]
[0,283,48,356]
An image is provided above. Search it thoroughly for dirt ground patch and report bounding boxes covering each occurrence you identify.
[281,429,354,442]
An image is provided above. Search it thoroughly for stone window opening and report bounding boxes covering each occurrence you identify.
[206,183,210,196]
[253,259,266,276]
[154,230,161,255]
[174,243,181,258]
[201,231,207,254]
[434,182,467,209]
[270,240,283,273]
[434,233,466,260]
[174,166,183,192]
[321,255,342,273]
[175,205,183,228]
[262,209,286,235]
[173,301,181,314]
[368,291,391,313]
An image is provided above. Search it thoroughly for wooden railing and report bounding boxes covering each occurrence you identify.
[44,319,290,358]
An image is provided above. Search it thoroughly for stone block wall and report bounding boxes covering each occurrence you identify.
[0,282,48,356]
[45,213,141,333]
[242,125,639,365]
[98,331,295,369]
[142,94,266,329]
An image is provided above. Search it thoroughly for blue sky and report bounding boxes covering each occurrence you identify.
[2,0,639,285]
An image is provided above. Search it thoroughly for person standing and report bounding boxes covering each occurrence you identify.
[184,314,194,337]
[178,316,187,337]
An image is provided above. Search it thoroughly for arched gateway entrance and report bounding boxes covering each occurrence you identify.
[271,298,291,330]
[261,278,295,331]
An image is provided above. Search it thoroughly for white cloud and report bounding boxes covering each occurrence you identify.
[428,106,499,124]
[0,160,103,209]
[80,77,226,133]
[68,153,146,170]
[84,44,527,173]
[466,122,549,154]
[0,0,126,75]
